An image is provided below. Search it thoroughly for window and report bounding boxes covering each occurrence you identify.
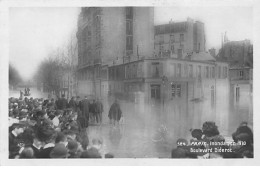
[206,66,209,78]
[126,20,133,35]
[126,7,133,19]
[151,62,160,77]
[223,67,227,78]
[180,34,184,42]
[170,63,176,77]
[211,67,215,78]
[189,64,193,77]
[239,70,244,78]
[170,34,175,43]
[126,36,133,51]
[198,65,202,78]
[172,83,181,98]
[159,45,164,52]
[177,49,183,59]
[184,64,188,77]
[151,85,160,100]
[176,84,181,97]
[171,84,176,97]
[170,45,174,53]
[236,87,240,102]
[159,35,164,43]
[177,63,182,77]
[218,66,221,78]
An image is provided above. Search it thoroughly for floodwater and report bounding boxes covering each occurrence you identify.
[9,88,253,158]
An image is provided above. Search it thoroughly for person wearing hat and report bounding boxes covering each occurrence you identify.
[83,138,103,158]
[67,140,81,158]
[231,122,253,158]
[19,109,28,121]
[19,147,35,159]
[37,127,56,158]
[69,96,77,112]
[31,135,43,158]
[50,143,69,158]
[79,96,90,129]
[56,94,68,110]
[96,98,103,124]
[9,123,27,158]
[108,99,122,127]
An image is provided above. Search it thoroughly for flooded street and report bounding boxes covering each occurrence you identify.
[9,88,252,158]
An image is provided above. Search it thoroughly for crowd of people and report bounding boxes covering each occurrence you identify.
[8,92,253,159]
[171,121,254,158]
[8,94,120,159]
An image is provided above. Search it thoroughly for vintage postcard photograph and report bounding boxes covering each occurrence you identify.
[0,0,259,166]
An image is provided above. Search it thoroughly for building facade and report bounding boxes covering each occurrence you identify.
[107,52,230,136]
[217,39,253,130]
[154,18,206,58]
[77,7,154,98]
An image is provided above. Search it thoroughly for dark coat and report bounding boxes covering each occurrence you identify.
[96,101,103,114]
[69,99,77,112]
[108,102,122,121]
[89,102,97,114]
[80,99,90,116]
[31,145,42,158]
[79,99,90,128]
[56,98,68,110]
[38,146,54,158]
[9,132,21,158]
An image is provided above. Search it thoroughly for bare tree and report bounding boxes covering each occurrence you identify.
[34,30,78,98]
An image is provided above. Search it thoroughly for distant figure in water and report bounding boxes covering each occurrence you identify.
[20,90,24,99]
[108,99,122,126]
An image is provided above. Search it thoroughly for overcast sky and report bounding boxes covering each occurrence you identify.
[9,6,253,81]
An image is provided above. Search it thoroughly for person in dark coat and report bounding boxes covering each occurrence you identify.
[108,99,122,126]
[9,123,26,158]
[79,96,90,129]
[37,126,56,158]
[96,98,103,124]
[56,94,68,110]
[89,100,98,124]
[69,96,77,112]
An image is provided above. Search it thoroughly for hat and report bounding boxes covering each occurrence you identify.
[12,122,28,129]
[50,143,69,158]
[191,129,203,139]
[19,111,28,118]
[67,141,78,153]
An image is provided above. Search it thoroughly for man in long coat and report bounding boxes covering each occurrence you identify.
[96,98,103,124]
[79,96,90,129]
[69,96,77,112]
[108,99,122,126]
[56,94,68,110]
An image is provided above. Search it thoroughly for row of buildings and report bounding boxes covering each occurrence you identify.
[70,7,252,135]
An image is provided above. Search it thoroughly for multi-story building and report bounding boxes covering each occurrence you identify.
[76,7,154,98]
[217,39,253,130]
[154,18,206,58]
[108,52,230,136]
